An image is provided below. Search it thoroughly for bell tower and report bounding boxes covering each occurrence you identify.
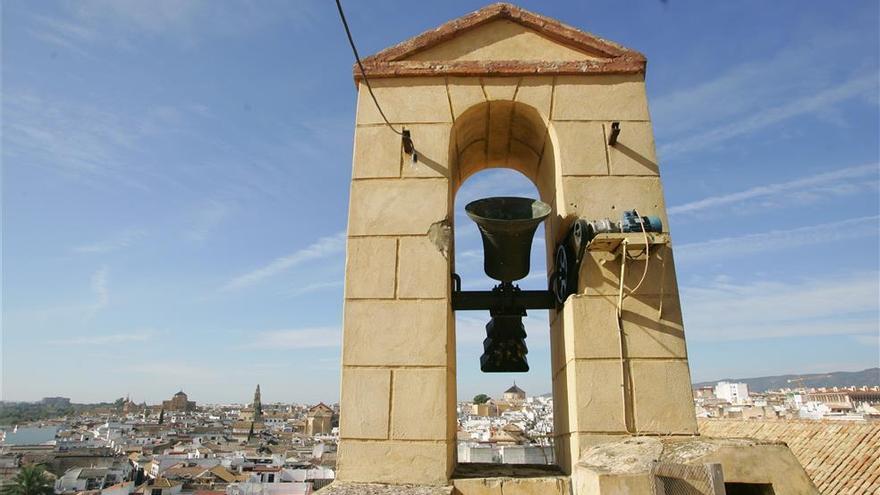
[253,384,262,422]
[335,4,816,493]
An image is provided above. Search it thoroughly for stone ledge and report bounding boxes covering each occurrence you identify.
[319,482,452,495]
[452,462,565,479]
[578,436,789,475]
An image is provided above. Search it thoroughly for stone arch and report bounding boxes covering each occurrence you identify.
[448,99,564,257]
[447,99,565,470]
[450,100,551,188]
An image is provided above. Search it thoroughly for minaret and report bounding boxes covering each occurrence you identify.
[253,384,262,421]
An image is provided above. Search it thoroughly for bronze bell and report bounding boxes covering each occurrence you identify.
[465,197,551,282]
[463,197,550,373]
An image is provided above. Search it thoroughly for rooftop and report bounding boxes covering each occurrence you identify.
[699,418,880,494]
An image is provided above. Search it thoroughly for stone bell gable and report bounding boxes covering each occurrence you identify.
[354,2,646,79]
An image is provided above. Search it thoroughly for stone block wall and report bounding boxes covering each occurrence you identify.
[338,73,696,484]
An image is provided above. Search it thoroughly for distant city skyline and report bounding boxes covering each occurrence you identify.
[3,0,878,403]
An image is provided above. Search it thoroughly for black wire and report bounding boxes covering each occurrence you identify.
[334,0,405,137]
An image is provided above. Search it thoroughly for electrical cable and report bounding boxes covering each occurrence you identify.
[624,209,651,299]
[334,0,418,160]
[613,212,652,433]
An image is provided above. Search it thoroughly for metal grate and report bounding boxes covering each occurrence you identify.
[652,462,725,495]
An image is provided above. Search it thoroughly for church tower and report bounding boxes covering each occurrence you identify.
[253,384,263,421]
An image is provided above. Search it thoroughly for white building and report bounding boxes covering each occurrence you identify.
[715,381,749,405]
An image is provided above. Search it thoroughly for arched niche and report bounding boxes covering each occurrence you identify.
[448,100,565,283]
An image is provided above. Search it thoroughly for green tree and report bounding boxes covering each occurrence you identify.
[1,464,54,495]
[473,394,490,404]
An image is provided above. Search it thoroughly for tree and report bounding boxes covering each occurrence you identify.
[473,394,490,404]
[1,464,54,495]
[158,409,164,425]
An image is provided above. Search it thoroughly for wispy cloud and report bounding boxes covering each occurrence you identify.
[283,281,343,298]
[74,228,147,254]
[49,330,153,345]
[245,327,341,350]
[221,232,346,291]
[2,91,149,189]
[28,0,321,53]
[90,266,110,314]
[676,216,879,263]
[669,163,879,216]
[681,273,879,341]
[851,334,879,348]
[652,30,864,137]
[659,73,877,158]
[185,200,230,242]
[26,14,98,56]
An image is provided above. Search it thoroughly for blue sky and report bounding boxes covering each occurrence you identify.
[2,0,878,404]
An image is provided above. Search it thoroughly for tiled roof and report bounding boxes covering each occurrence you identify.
[698,419,880,494]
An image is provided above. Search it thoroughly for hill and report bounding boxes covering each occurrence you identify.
[693,368,879,392]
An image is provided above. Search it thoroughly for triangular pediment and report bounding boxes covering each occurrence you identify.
[403,19,606,63]
[356,3,645,81]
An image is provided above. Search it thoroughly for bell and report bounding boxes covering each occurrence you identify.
[465,197,551,282]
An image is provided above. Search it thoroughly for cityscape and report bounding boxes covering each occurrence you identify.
[2,370,879,494]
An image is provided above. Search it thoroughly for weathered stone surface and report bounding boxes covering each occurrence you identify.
[398,236,449,299]
[607,121,659,176]
[340,368,391,439]
[560,176,667,226]
[553,121,608,176]
[392,368,448,440]
[343,300,448,366]
[337,441,450,485]
[631,360,698,434]
[621,294,687,359]
[577,244,680,297]
[451,478,502,495]
[486,101,514,166]
[558,295,687,361]
[552,75,650,121]
[573,437,819,495]
[348,179,448,236]
[405,20,599,64]
[401,124,453,179]
[570,359,627,432]
[357,78,452,125]
[321,481,452,495]
[353,125,402,178]
[515,77,554,119]
[447,78,485,121]
[507,139,540,178]
[452,476,569,495]
[579,437,664,474]
[345,237,397,299]
[481,77,519,101]
[451,464,568,495]
[457,142,488,183]
[509,106,547,156]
